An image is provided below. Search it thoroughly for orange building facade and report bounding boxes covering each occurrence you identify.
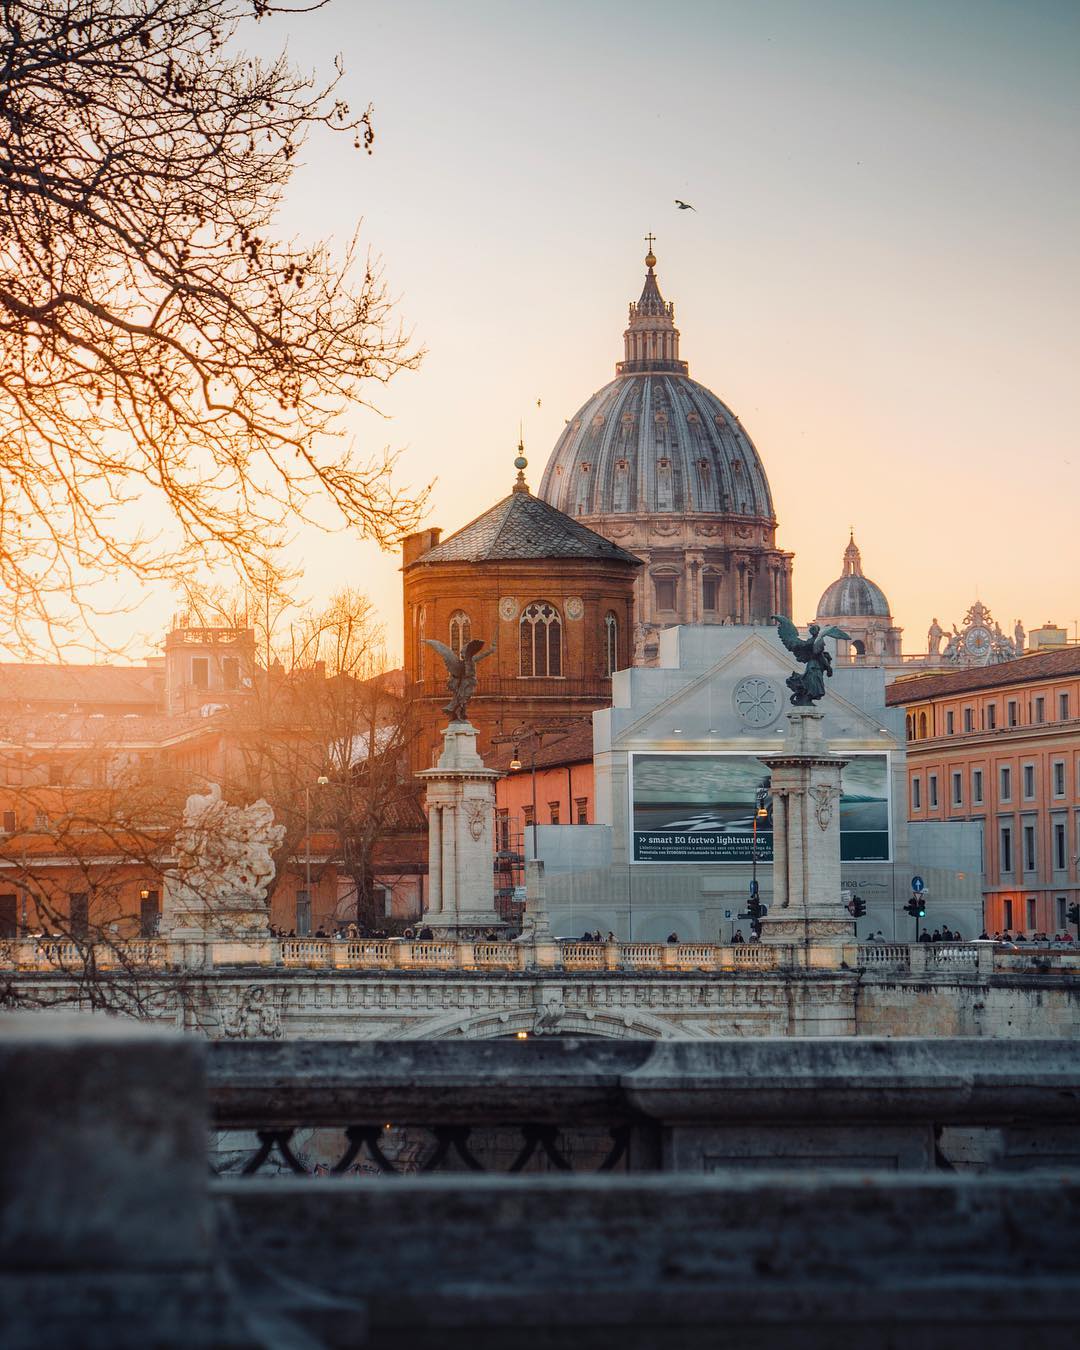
[886,648,1080,936]
[402,463,641,775]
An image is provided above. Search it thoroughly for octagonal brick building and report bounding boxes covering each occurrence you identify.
[538,246,793,657]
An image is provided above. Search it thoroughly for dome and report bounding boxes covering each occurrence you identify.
[817,534,892,619]
[538,250,775,522]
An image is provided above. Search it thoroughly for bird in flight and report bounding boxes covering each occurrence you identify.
[674,199,696,211]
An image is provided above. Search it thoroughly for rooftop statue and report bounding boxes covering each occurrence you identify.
[772,616,851,706]
[424,637,496,723]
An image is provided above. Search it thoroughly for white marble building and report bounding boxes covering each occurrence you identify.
[529,624,983,942]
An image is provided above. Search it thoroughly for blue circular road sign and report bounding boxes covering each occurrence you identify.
[911,875,925,893]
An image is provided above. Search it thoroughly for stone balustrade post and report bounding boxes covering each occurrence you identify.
[395,942,416,970]
[0,1012,229,1346]
[605,940,622,971]
[532,940,561,969]
[457,941,476,970]
[909,942,928,975]
[977,942,995,977]
[661,945,679,971]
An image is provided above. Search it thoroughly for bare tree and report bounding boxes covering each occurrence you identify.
[0,0,428,654]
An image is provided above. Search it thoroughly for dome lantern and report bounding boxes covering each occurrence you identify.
[616,239,688,377]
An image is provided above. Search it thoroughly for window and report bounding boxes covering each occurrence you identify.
[1002,896,1014,929]
[912,778,922,811]
[449,610,471,656]
[946,711,955,735]
[191,656,209,689]
[495,808,510,852]
[48,762,64,786]
[1023,824,1036,873]
[33,811,49,831]
[1058,897,1068,929]
[951,771,963,807]
[519,601,562,677]
[1026,896,1037,930]
[972,769,984,805]
[1055,821,1067,871]
[906,715,913,741]
[548,802,560,825]
[702,573,721,611]
[575,797,588,825]
[999,766,1012,801]
[1000,825,1013,874]
[654,575,678,611]
[295,890,311,937]
[522,805,535,827]
[1035,696,1046,725]
[416,606,426,678]
[377,886,392,918]
[69,892,89,941]
[963,707,973,733]
[221,656,240,690]
[928,774,939,808]
[1060,692,1071,721]
[1053,761,1066,797]
[1,810,14,833]
[0,894,16,939]
[1007,700,1019,728]
[139,889,160,937]
[918,712,928,739]
[986,704,997,730]
[604,612,619,676]
[1023,764,1035,799]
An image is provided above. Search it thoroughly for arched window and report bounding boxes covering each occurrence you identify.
[918,711,928,739]
[449,610,471,655]
[416,605,426,679]
[604,612,619,676]
[520,601,562,677]
[906,714,913,741]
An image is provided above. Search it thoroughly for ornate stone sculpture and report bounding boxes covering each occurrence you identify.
[771,616,851,706]
[423,637,496,723]
[164,783,285,939]
[927,617,944,655]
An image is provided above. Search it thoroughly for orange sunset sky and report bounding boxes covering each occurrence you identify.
[121,0,1079,661]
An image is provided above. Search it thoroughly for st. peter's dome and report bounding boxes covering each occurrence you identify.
[538,245,792,652]
[816,534,892,620]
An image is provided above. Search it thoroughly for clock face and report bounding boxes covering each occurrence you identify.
[964,625,992,657]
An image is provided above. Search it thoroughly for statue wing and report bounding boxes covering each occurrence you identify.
[771,614,801,654]
[462,638,486,660]
[817,625,852,643]
[423,638,463,678]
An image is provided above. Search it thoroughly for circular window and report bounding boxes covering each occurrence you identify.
[733,676,782,728]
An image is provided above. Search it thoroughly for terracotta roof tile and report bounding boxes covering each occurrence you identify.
[489,717,595,770]
[0,662,161,708]
[885,646,1080,704]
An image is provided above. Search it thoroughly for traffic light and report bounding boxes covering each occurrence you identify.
[846,895,866,919]
[904,897,920,918]
[917,898,926,918]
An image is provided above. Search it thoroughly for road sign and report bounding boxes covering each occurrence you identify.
[724,910,732,919]
[911,876,925,893]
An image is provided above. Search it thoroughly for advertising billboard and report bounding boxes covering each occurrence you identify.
[629,752,890,864]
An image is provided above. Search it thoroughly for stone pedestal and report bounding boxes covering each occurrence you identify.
[758,709,854,949]
[416,722,505,936]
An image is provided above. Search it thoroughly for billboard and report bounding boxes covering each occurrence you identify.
[629,752,891,864]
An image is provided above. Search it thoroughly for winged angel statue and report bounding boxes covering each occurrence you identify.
[771,616,852,706]
[424,637,496,723]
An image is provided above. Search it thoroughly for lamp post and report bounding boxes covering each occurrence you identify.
[304,775,330,932]
[509,743,539,861]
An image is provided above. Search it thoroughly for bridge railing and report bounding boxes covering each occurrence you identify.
[4,935,1068,976]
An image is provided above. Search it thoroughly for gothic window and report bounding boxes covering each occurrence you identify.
[449,610,471,656]
[416,606,426,679]
[654,575,678,612]
[520,601,562,677]
[604,612,619,676]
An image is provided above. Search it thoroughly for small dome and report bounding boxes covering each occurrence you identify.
[817,534,891,619]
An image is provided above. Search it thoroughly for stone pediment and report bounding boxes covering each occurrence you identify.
[611,633,895,750]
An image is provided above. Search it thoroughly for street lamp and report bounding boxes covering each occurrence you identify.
[509,744,538,860]
[304,775,330,933]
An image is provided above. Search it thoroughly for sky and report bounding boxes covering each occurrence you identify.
[133,0,1080,658]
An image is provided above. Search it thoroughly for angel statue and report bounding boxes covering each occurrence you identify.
[424,636,496,723]
[771,616,852,706]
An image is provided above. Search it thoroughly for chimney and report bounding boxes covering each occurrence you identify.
[402,528,442,568]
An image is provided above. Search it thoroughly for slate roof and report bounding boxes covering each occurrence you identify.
[885,646,1080,705]
[408,490,642,567]
[488,717,595,770]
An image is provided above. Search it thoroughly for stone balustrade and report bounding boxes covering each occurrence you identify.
[3,935,1074,977]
